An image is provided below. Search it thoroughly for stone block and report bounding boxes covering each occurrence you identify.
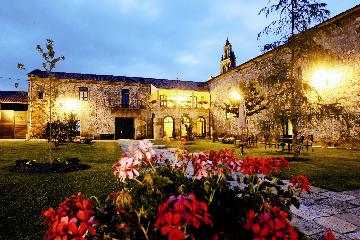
[314,216,358,234]
[311,204,343,215]
[315,198,358,211]
[320,191,356,201]
[291,205,330,221]
[343,189,360,198]
[335,213,360,227]
[348,198,360,207]
[347,207,360,217]
[344,230,360,240]
[291,216,326,236]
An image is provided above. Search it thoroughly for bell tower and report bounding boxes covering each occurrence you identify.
[220,38,236,74]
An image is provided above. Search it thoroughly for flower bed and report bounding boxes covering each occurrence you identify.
[41,141,334,240]
[10,158,90,173]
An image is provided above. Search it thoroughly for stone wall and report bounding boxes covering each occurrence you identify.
[29,77,152,139]
[207,8,360,143]
[152,107,210,139]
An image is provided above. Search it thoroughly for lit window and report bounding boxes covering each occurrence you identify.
[79,87,89,101]
[160,95,167,107]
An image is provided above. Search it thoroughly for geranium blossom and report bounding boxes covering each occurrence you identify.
[155,194,212,240]
[240,156,289,176]
[244,207,298,240]
[42,193,96,240]
[112,156,140,182]
[131,140,156,162]
[290,175,311,193]
[323,229,336,240]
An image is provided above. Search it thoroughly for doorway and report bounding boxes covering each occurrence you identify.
[115,117,134,139]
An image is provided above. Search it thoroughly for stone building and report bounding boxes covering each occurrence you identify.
[207,4,360,143]
[0,91,28,139]
[26,5,359,143]
[28,70,210,140]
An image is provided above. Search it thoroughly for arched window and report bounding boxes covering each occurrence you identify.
[181,116,191,137]
[163,116,174,138]
[197,117,206,137]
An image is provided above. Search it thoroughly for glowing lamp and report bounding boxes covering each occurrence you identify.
[310,68,342,90]
[64,99,80,111]
[229,90,242,101]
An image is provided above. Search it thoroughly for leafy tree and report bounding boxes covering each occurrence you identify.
[223,80,267,118]
[257,0,330,156]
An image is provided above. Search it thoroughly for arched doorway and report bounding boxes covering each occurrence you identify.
[163,116,174,138]
[181,116,191,137]
[197,117,206,137]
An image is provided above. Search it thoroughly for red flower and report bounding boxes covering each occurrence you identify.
[42,193,96,240]
[240,156,289,176]
[290,175,311,193]
[244,208,298,240]
[155,194,212,240]
[160,212,185,240]
[323,229,336,240]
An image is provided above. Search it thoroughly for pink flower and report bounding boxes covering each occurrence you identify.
[194,158,210,180]
[112,156,140,182]
[129,140,156,163]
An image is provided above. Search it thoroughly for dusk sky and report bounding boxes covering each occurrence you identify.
[0,0,359,91]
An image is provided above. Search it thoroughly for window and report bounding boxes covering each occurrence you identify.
[160,95,167,107]
[38,91,44,99]
[121,89,129,108]
[197,117,206,137]
[79,87,89,101]
[193,96,197,108]
[198,96,205,108]
[163,116,174,138]
[75,120,80,136]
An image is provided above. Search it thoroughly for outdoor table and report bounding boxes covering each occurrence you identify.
[278,137,292,152]
[234,140,246,155]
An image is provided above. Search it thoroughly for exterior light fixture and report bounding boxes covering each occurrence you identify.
[310,68,342,90]
[64,99,81,111]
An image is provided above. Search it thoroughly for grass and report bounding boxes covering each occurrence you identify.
[0,141,122,240]
[155,139,360,192]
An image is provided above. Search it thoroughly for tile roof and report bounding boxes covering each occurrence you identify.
[29,69,209,91]
[0,91,28,103]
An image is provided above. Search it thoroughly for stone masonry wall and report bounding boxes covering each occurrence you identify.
[29,77,151,139]
[208,8,360,143]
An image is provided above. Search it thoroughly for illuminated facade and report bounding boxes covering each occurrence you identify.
[28,70,210,140]
[27,5,360,143]
[208,5,360,144]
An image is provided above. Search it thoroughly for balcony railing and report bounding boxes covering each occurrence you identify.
[110,100,144,109]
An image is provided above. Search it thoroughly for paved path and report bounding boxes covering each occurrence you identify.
[117,140,360,240]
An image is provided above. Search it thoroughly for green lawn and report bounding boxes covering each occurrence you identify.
[0,141,122,240]
[155,139,360,192]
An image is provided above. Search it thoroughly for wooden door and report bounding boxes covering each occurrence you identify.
[115,117,134,139]
[0,110,14,139]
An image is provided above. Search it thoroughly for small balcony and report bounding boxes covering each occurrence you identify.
[110,100,144,109]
